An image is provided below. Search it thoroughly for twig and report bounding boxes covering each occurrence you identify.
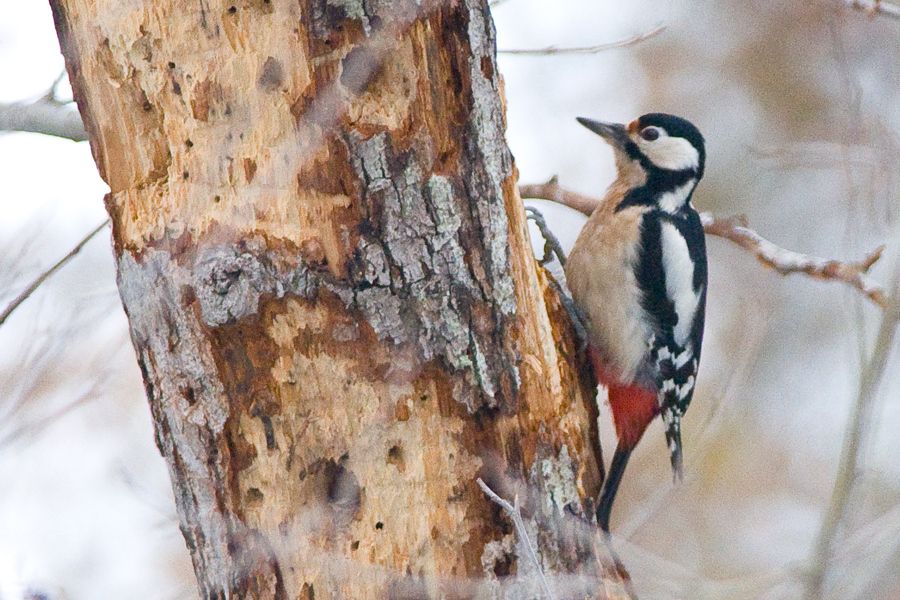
[499,23,665,56]
[476,478,554,600]
[699,214,888,309]
[520,178,891,312]
[0,98,87,141]
[0,219,109,327]
[845,0,900,19]
[43,69,69,103]
[803,286,899,600]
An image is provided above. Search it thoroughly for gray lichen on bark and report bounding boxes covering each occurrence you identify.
[463,1,517,318]
[343,129,518,408]
[537,444,582,516]
[116,249,269,596]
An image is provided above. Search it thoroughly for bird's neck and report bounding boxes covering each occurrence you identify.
[614,168,698,214]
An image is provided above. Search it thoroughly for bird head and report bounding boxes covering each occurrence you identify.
[576,113,706,180]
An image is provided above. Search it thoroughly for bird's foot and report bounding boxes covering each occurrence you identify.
[525,207,590,351]
[552,281,591,352]
[525,206,568,267]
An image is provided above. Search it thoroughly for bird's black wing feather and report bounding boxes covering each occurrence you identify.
[634,208,707,476]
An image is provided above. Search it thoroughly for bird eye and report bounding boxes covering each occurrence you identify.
[640,127,660,141]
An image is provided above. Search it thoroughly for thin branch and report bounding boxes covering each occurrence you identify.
[43,69,69,103]
[520,178,891,312]
[499,23,665,56]
[803,285,899,600]
[845,0,900,19]
[476,478,554,600]
[0,219,109,327]
[0,98,87,141]
[699,214,888,309]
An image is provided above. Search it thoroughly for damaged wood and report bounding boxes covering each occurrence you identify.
[52,0,624,597]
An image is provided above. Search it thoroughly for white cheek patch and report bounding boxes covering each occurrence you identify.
[639,135,700,172]
[660,222,702,345]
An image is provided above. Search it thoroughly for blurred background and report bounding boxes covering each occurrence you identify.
[1,1,898,598]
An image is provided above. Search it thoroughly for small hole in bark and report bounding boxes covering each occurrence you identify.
[387,445,402,460]
[172,81,182,95]
[167,61,176,69]
[350,540,359,551]
[325,462,360,511]
[228,5,236,13]
[182,386,196,405]
[142,100,152,111]
[375,521,384,530]
[386,444,405,472]
[182,171,189,180]
[492,552,513,577]
[185,139,193,148]
[214,195,221,203]
[246,487,264,503]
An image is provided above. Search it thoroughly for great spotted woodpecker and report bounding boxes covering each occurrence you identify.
[564,113,708,532]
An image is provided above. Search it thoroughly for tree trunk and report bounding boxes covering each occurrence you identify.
[51,0,624,597]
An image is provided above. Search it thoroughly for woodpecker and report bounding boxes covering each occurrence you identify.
[564,113,707,532]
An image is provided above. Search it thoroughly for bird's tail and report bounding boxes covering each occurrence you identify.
[663,409,684,482]
[597,442,632,532]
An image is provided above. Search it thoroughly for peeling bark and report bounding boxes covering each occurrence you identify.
[51,0,620,597]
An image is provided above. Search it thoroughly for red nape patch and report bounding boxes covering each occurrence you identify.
[586,345,658,449]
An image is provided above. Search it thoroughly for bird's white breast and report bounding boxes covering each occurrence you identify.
[565,200,654,385]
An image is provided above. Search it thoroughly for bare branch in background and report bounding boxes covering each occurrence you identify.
[700,214,888,309]
[520,177,892,312]
[0,70,86,141]
[803,282,899,600]
[0,98,87,141]
[499,23,665,56]
[476,478,555,600]
[44,69,69,102]
[0,219,109,327]
[845,0,900,19]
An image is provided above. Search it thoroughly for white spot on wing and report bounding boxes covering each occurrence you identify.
[660,222,702,345]
[676,375,695,400]
[673,347,693,369]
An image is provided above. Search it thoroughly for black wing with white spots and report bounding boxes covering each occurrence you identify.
[635,208,707,478]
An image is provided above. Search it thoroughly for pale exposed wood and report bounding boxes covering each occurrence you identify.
[51,1,625,598]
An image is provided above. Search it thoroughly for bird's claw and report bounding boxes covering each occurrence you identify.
[525,206,568,267]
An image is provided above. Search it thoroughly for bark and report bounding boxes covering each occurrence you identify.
[50,0,619,597]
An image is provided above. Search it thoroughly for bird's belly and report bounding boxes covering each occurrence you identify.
[565,209,654,386]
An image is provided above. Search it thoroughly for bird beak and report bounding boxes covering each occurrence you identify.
[576,117,631,150]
